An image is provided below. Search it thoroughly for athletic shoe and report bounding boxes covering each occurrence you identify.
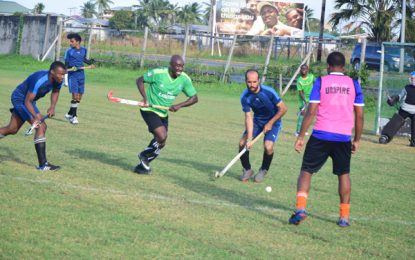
[240,168,253,182]
[288,209,307,225]
[337,218,350,227]
[139,152,150,165]
[409,139,415,147]
[37,162,61,171]
[64,113,73,122]
[254,168,267,183]
[134,162,151,175]
[70,116,79,125]
[379,135,389,144]
[294,132,299,137]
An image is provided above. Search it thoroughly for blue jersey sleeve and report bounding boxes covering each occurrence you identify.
[269,87,281,105]
[309,77,322,103]
[64,49,70,64]
[240,90,251,112]
[353,79,365,106]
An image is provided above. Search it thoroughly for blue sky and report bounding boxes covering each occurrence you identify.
[14,0,335,19]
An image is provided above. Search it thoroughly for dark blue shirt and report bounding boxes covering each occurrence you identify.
[64,46,87,70]
[240,85,282,124]
[12,70,63,102]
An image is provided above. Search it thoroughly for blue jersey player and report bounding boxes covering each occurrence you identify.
[0,61,67,171]
[239,69,287,182]
[64,33,95,124]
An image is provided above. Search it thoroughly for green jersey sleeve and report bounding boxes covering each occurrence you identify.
[143,69,156,83]
[296,76,303,91]
[182,74,197,97]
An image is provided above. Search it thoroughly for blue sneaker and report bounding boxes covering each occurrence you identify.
[337,218,350,227]
[288,209,307,225]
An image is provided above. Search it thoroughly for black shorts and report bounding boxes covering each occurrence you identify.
[301,136,352,175]
[140,110,168,133]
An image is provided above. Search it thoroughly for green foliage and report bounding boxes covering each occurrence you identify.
[345,63,370,87]
[109,10,135,30]
[15,15,24,55]
[81,0,97,18]
[33,3,45,15]
[330,0,401,42]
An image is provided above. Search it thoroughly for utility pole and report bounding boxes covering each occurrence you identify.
[317,0,326,62]
[399,0,406,73]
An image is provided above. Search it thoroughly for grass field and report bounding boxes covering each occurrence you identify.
[0,55,414,259]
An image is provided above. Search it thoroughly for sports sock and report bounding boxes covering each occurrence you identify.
[240,149,251,170]
[296,114,304,133]
[34,136,47,167]
[141,138,162,163]
[68,100,77,116]
[261,151,274,171]
[339,203,350,219]
[73,100,80,117]
[296,191,308,210]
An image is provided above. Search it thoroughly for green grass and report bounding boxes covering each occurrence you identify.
[1,55,414,259]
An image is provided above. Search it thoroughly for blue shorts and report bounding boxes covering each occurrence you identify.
[68,72,85,94]
[11,99,39,122]
[243,120,282,143]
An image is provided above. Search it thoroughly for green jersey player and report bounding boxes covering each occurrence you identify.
[134,55,198,174]
[295,64,315,135]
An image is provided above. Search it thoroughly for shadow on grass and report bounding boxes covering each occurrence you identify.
[167,173,294,225]
[0,147,33,167]
[64,148,134,171]
[159,157,218,176]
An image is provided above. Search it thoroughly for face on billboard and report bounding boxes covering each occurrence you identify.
[216,0,305,37]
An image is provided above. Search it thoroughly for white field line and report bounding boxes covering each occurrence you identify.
[2,175,414,226]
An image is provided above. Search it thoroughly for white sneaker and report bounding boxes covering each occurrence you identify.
[65,114,73,122]
[70,116,79,124]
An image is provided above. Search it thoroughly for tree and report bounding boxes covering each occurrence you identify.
[135,0,177,32]
[33,3,45,15]
[81,1,97,18]
[95,0,114,18]
[109,10,135,30]
[176,3,202,26]
[330,0,401,42]
[304,5,314,31]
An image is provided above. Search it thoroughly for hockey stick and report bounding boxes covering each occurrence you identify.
[67,65,95,72]
[107,90,170,110]
[24,115,49,136]
[214,132,264,179]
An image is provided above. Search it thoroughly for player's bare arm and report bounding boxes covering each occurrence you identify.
[170,95,198,112]
[135,76,148,106]
[352,106,364,153]
[264,101,287,133]
[47,88,60,117]
[245,112,254,149]
[295,102,318,153]
[24,92,41,124]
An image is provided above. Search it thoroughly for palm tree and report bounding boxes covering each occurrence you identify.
[95,0,114,18]
[304,5,314,31]
[136,0,177,32]
[81,1,97,18]
[329,0,401,42]
[176,3,202,25]
[33,3,45,15]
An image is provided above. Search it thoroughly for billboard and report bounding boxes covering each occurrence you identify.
[216,0,305,37]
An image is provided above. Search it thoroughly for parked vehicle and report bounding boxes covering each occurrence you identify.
[350,43,415,72]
